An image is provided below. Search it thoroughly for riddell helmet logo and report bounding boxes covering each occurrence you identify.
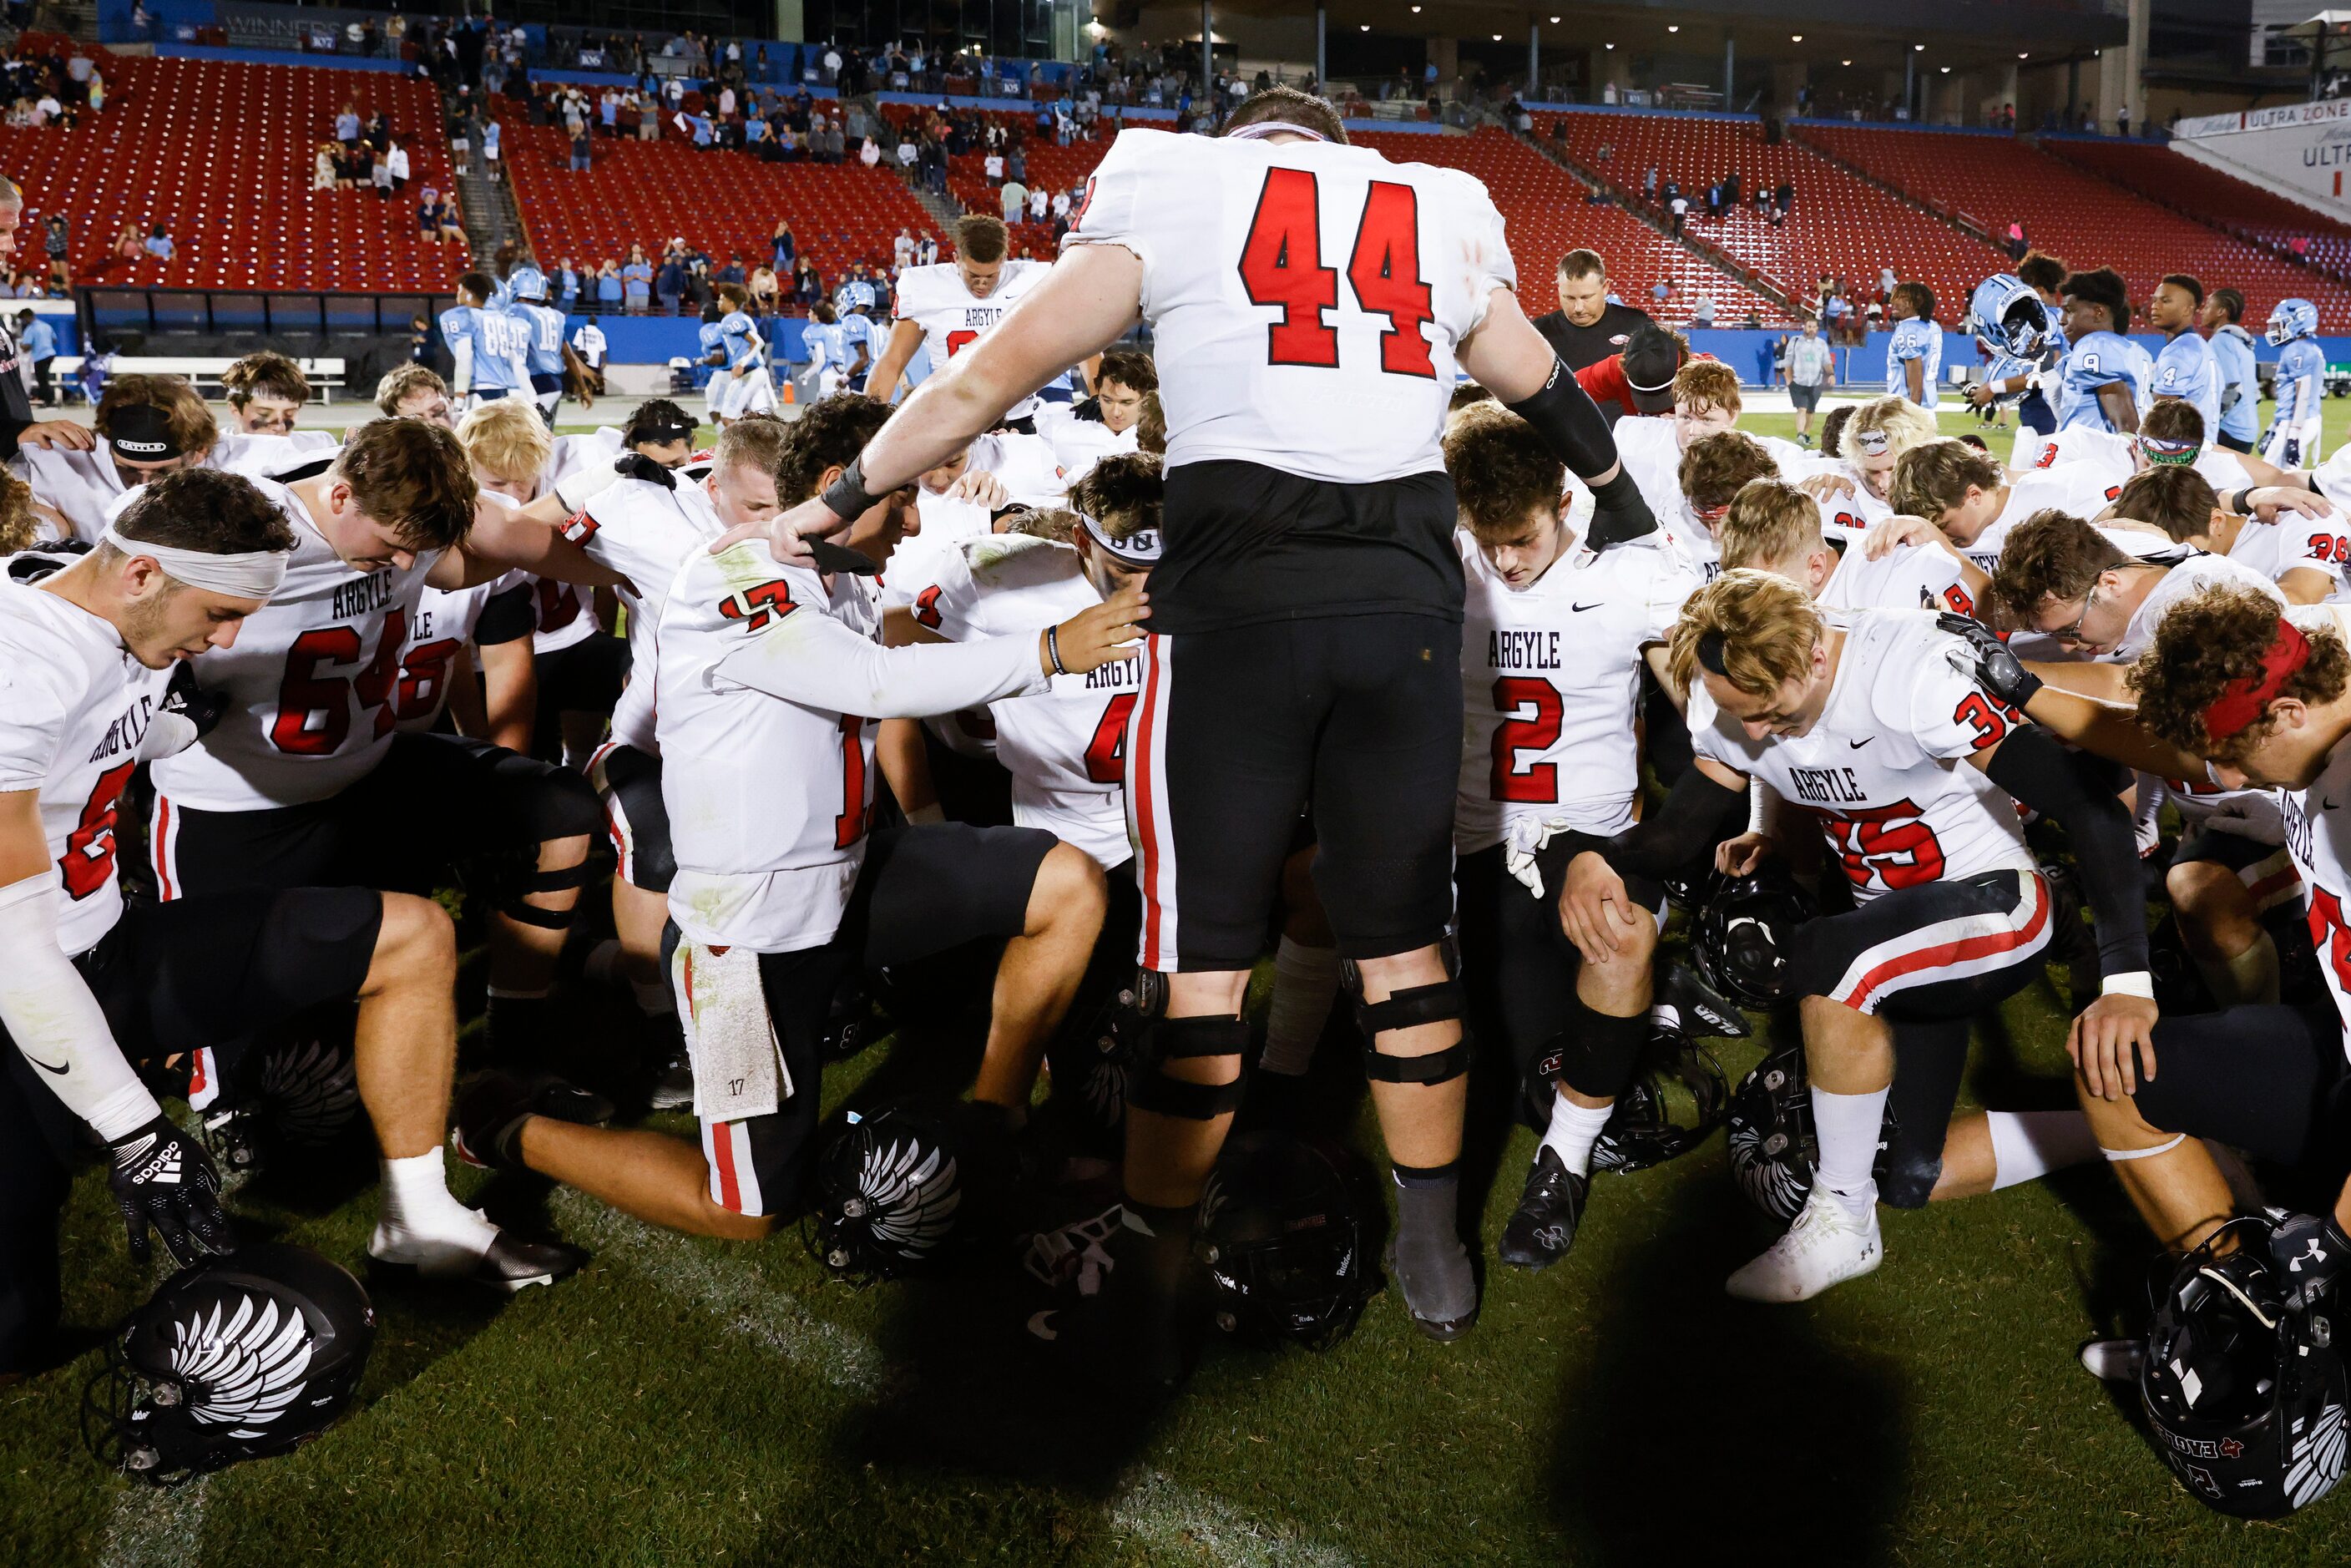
[1610,333,1630,346]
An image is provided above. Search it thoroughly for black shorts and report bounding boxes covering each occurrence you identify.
[691,822,1055,1216]
[2172,822,2304,918]
[2215,430,2257,455]
[1788,382,1823,411]
[1455,838,1662,1081]
[0,888,380,1371]
[2133,1004,2351,1164]
[588,741,674,892]
[1789,867,2055,1018]
[151,731,601,902]
[533,628,629,745]
[1127,613,1462,970]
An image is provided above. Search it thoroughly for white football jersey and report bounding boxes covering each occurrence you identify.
[2283,603,2351,1054]
[2020,427,2134,492]
[892,259,1053,418]
[148,479,442,811]
[1816,529,1972,616]
[1779,453,1895,534]
[1689,609,2035,902]
[915,534,1138,870]
[0,573,169,953]
[657,544,1048,952]
[543,427,627,495]
[1958,467,2130,574]
[1064,127,1514,483]
[1456,530,1697,853]
[2228,515,2348,599]
[394,571,531,734]
[2104,552,2281,665]
[25,436,335,545]
[1611,421,1807,554]
[559,470,725,751]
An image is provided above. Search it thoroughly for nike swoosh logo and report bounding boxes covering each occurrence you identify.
[1571,601,1602,613]
[2326,798,2341,812]
[27,1055,68,1075]
[1849,738,1873,750]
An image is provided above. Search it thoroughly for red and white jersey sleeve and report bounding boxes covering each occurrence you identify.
[1456,531,1699,852]
[562,473,723,751]
[1818,530,1972,616]
[2284,605,2351,1054]
[893,260,1054,420]
[2227,515,2351,599]
[656,544,1048,951]
[0,577,168,953]
[1064,127,1514,483]
[921,535,1137,869]
[1688,609,2035,902]
[148,480,442,811]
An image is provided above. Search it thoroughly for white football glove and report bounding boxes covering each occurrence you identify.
[1503,814,1575,899]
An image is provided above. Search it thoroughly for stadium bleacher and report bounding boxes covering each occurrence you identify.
[1533,109,2010,326]
[1,47,458,291]
[503,121,942,291]
[1799,122,2351,329]
[2044,136,2351,284]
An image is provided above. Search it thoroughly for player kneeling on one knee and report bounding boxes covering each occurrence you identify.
[453,394,1140,1240]
[1442,402,1701,1270]
[0,473,575,1380]
[1566,571,2155,1302]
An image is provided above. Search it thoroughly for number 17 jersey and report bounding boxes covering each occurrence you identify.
[1064,127,1515,485]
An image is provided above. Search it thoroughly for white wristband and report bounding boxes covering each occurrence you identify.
[2101,970,2156,1000]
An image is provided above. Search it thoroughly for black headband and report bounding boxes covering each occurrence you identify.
[1696,630,1729,676]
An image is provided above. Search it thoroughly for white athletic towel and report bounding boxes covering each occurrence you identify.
[672,940,789,1121]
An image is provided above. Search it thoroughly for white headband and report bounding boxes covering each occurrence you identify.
[1079,512,1163,567]
[103,525,289,600]
[1226,121,1329,144]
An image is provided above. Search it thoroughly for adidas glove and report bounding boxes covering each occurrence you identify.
[107,1114,235,1269]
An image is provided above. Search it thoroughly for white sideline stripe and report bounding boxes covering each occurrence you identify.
[550,1194,1352,1564]
[548,1189,884,1390]
[99,1476,210,1568]
[1108,1468,1360,1568]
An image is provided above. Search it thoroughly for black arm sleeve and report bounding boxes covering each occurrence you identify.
[1597,765,1751,885]
[1502,357,1621,482]
[1982,725,2150,979]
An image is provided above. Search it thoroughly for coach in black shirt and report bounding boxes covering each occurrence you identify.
[1531,247,1654,377]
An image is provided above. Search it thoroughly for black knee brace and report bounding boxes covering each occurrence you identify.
[1125,1014,1252,1121]
[1348,970,1474,1087]
[1550,1004,1650,1102]
[478,856,600,930]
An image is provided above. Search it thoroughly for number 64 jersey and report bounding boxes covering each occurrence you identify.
[1064,127,1514,484]
[1686,609,2036,901]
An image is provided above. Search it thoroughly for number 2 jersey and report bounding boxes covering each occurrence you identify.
[0,571,169,954]
[890,259,1052,417]
[1688,608,2034,902]
[905,534,1138,869]
[1456,530,1698,852]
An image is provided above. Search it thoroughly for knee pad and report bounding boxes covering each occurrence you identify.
[1343,960,1473,1088]
[1551,1005,1650,1103]
[469,852,599,930]
[1125,1013,1251,1121]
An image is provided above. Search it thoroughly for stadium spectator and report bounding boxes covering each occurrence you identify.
[335,100,361,146]
[315,143,337,191]
[1784,316,1833,443]
[1691,296,1716,328]
[111,223,141,263]
[16,307,52,407]
[569,122,593,172]
[596,259,623,311]
[1001,175,1028,224]
[385,139,408,192]
[622,246,653,312]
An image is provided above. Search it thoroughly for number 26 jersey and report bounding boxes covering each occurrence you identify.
[1064,127,1516,485]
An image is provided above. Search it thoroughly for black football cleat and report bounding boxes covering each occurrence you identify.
[1499,1146,1590,1271]
[452,1068,608,1171]
[1039,1207,1202,1398]
[648,1047,695,1111]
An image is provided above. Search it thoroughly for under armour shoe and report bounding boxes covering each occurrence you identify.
[1724,1181,1883,1302]
[451,1068,608,1171]
[648,1047,695,1111]
[1498,1147,1590,1271]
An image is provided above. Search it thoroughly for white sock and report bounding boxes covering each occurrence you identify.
[1985,1110,2101,1191]
[1259,938,1340,1077]
[1811,1083,1889,1223]
[1540,1093,1616,1178]
[372,1150,498,1266]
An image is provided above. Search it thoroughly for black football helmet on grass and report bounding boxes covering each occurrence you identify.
[1196,1131,1377,1350]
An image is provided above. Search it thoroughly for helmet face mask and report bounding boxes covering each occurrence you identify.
[82,1243,374,1485]
[1589,1028,1729,1173]
[1692,867,1813,1010]
[2267,299,2319,346]
[1968,276,2053,362]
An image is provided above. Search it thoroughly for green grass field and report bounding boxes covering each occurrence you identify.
[15,398,2351,1568]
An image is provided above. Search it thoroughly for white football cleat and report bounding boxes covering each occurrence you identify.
[2077,1338,2145,1383]
[1725,1181,1883,1303]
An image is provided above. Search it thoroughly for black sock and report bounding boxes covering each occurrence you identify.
[1389,1161,1476,1323]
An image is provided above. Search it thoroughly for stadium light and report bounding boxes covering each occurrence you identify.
[1667,24,1680,32]
[1492,33,1502,40]
[1914,43,1925,51]
[1360,23,1369,31]
[1791,35,1802,43]
[1939,65,1949,73]
[1550,16,1561,23]
[2019,52,2030,59]
[1841,59,1852,66]
[1606,43,1616,49]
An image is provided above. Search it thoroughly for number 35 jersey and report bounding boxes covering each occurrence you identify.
[1455,531,1699,854]
[1687,609,2035,902]
[1064,127,1515,485]
[147,481,443,812]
